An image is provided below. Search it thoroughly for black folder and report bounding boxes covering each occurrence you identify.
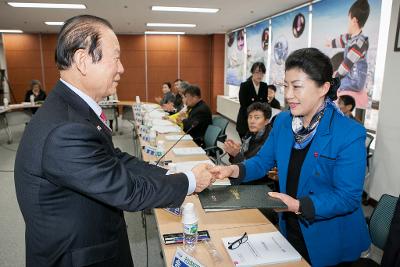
[198,185,287,210]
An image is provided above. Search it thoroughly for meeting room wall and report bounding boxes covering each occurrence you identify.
[2,33,224,112]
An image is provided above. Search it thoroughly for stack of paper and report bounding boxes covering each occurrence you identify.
[222,231,301,266]
[164,134,193,141]
[172,147,206,156]
[151,119,174,126]
[152,125,181,134]
[149,111,166,119]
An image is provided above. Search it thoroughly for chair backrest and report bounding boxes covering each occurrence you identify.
[212,116,229,135]
[204,125,221,149]
[365,133,374,154]
[369,194,399,250]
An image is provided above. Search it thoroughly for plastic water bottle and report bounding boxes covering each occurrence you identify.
[182,202,198,253]
[30,94,35,105]
[3,97,9,108]
[155,140,165,164]
[149,129,157,147]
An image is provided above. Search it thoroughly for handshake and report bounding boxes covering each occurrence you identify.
[191,163,239,193]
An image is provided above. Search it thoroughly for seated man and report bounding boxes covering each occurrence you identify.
[338,94,357,120]
[177,85,212,147]
[224,102,273,184]
[267,84,281,110]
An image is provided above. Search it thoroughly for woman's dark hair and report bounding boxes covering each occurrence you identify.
[247,102,272,120]
[163,82,171,89]
[30,80,42,90]
[184,84,201,97]
[349,0,370,28]
[285,48,340,100]
[339,95,356,111]
[55,15,113,70]
[250,62,266,74]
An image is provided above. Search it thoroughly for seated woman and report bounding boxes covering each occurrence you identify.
[24,80,46,114]
[155,82,175,112]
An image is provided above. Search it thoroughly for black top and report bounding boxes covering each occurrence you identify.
[236,78,268,138]
[24,89,47,102]
[173,93,183,112]
[182,100,212,147]
[269,97,281,109]
[285,143,312,263]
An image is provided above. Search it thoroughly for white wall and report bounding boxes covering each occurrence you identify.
[369,0,400,199]
[0,34,9,98]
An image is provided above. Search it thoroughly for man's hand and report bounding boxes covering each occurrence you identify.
[224,139,240,157]
[192,163,215,193]
[209,165,238,180]
[268,192,300,213]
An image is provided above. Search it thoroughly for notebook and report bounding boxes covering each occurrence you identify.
[198,185,287,210]
[164,134,193,141]
[222,231,301,266]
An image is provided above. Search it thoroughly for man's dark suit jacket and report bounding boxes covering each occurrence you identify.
[236,78,268,138]
[182,100,212,147]
[14,81,189,267]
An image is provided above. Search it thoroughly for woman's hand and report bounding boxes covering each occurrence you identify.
[224,139,240,157]
[268,192,300,213]
[210,165,239,179]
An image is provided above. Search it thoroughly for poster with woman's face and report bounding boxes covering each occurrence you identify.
[245,20,269,78]
[226,30,246,86]
[270,6,309,104]
[311,0,382,109]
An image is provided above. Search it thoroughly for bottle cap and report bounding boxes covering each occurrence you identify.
[182,202,198,224]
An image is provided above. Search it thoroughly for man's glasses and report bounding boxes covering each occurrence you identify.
[228,232,248,250]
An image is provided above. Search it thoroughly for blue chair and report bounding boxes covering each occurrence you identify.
[203,125,223,165]
[212,116,229,143]
[353,194,398,266]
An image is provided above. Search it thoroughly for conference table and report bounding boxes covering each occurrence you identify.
[0,102,40,144]
[136,105,309,267]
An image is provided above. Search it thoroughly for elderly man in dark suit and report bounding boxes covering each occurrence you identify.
[14,15,214,267]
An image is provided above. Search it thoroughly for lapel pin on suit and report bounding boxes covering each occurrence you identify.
[97,125,102,131]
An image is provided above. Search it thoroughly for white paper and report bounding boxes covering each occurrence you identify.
[172,147,206,156]
[165,134,193,141]
[153,125,181,134]
[151,119,174,126]
[222,231,301,266]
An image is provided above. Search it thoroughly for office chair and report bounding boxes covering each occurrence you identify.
[365,133,374,172]
[212,116,229,143]
[353,194,398,266]
[363,133,375,205]
[203,125,223,165]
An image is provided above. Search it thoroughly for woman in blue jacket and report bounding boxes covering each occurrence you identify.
[212,48,370,266]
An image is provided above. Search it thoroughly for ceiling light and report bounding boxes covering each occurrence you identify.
[151,6,219,13]
[147,23,196,28]
[7,2,86,9]
[145,31,185,35]
[45,22,64,26]
[0,29,23,33]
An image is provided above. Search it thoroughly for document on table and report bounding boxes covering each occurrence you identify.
[151,119,174,126]
[222,231,301,266]
[152,125,181,134]
[172,147,206,156]
[164,134,193,141]
[149,110,166,119]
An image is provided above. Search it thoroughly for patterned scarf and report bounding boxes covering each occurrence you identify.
[292,99,327,149]
[241,127,266,154]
